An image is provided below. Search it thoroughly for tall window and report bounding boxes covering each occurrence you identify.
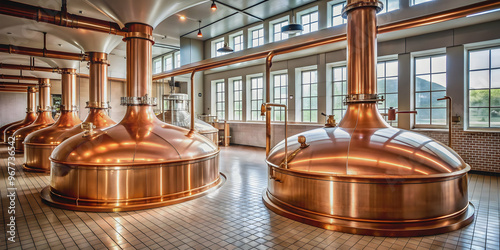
[273,74,288,121]
[302,70,318,122]
[379,0,399,13]
[468,47,500,128]
[250,77,264,121]
[250,28,264,48]
[301,11,319,34]
[153,58,162,74]
[410,0,432,6]
[233,35,243,52]
[164,55,173,71]
[233,80,243,121]
[272,20,289,42]
[377,60,398,123]
[216,81,225,120]
[331,2,346,27]
[215,40,225,57]
[414,54,447,126]
[332,66,347,119]
[174,51,180,68]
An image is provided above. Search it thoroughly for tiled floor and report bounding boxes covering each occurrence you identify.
[0,144,499,250]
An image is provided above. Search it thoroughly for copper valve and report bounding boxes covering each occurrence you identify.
[81,122,96,137]
[298,135,309,149]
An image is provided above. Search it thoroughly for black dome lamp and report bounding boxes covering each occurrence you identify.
[217,43,234,53]
[281,8,303,34]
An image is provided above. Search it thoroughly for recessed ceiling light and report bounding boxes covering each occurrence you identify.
[179,15,186,20]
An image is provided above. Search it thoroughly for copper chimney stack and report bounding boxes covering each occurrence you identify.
[2,87,38,142]
[23,69,82,173]
[12,78,55,152]
[263,0,474,236]
[58,52,116,142]
[43,18,222,211]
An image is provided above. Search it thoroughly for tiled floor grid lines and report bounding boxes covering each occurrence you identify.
[0,145,499,250]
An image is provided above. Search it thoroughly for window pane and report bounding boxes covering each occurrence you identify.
[377,63,385,77]
[432,91,446,108]
[303,110,310,122]
[386,93,398,108]
[416,75,430,91]
[386,77,398,92]
[470,70,490,89]
[469,89,490,107]
[416,109,430,124]
[311,97,317,109]
[492,69,500,88]
[469,108,489,127]
[386,61,398,76]
[491,108,500,127]
[492,48,500,68]
[416,92,430,108]
[416,58,430,74]
[333,96,343,108]
[470,50,490,70]
[432,108,446,125]
[491,89,500,107]
[431,55,446,73]
[334,68,343,81]
[431,73,446,90]
[377,79,385,93]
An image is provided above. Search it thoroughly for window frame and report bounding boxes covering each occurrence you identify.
[270,17,289,42]
[329,1,346,27]
[271,72,288,121]
[232,78,243,121]
[153,57,162,74]
[413,53,448,128]
[377,59,399,125]
[248,75,264,121]
[299,8,319,35]
[466,46,500,130]
[163,54,173,71]
[248,25,264,48]
[410,0,433,6]
[301,69,318,123]
[331,65,348,120]
[215,80,225,121]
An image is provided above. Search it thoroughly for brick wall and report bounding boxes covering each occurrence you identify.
[418,124,500,173]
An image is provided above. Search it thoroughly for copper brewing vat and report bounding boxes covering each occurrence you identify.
[262,0,474,236]
[23,69,81,173]
[42,9,222,212]
[3,87,38,143]
[12,79,55,152]
[57,52,116,142]
[157,93,218,146]
[0,119,22,143]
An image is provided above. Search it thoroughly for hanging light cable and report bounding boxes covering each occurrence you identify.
[197,20,203,37]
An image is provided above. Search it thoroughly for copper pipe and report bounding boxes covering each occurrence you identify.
[188,70,196,135]
[0,82,38,87]
[265,52,275,156]
[0,44,87,61]
[261,103,287,165]
[87,52,110,108]
[0,63,59,73]
[0,88,27,92]
[0,74,38,81]
[3,87,37,143]
[38,78,51,110]
[0,0,125,36]
[438,96,452,148]
[60,68,77,110]
[125,24,154,98]
[153,0,500,81]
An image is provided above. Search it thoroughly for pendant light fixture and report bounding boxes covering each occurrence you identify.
[217,42,234,53]
[281,8,303,34]
[211,0,217,11]
[197,20,203,37]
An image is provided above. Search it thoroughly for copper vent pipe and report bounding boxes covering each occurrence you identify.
[3,86,38,142]
[0,0,125,36]
[0,63,59,73]
[24,68,82,173]
[12,78,54,152]
[0,44,87,61]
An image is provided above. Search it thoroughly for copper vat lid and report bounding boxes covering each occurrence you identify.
[1,120,22,142]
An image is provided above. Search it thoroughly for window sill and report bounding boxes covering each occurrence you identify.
[464,129,500,134]
[411,128,449,133]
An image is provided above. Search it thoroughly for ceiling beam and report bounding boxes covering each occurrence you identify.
[214,1,264,21]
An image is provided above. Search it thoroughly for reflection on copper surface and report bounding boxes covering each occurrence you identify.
[262,0,473,236]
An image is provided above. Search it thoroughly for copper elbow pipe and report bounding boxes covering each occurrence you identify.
[261,103,288,165]
[0,0,125,36]
[437,96,452,148]
[265,51,275,156]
